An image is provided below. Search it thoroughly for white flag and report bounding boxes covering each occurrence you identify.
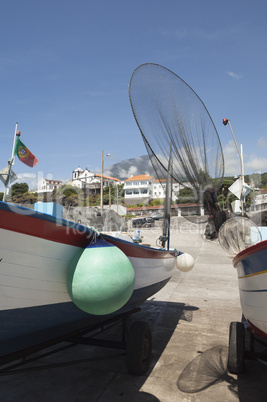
[229,177,251,200]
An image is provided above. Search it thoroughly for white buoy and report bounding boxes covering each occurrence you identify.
[176,253,194,272]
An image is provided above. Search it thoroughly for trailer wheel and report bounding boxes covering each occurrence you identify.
[228,321,245,374]
[126,321,152,375]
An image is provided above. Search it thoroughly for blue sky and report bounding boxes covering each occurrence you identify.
[0,0,267,191]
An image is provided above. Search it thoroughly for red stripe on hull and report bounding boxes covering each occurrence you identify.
[103,234,177,259]
[0,209,93,247]
[233,240,267,267]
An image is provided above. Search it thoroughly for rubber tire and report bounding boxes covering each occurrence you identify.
[228,321,245,374]
[126,321,152,375]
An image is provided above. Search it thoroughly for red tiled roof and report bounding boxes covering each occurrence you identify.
[125,174,154,182]
[44,179,63,184]
[94,173,120,182]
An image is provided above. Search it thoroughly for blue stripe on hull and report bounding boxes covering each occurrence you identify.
[235,248,267,277]
[240,289,267,293]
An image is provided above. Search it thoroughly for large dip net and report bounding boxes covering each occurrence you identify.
[128,63,224,223]
[218,217,262,256]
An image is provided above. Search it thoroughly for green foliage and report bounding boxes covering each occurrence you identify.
[198,168,212,185]
[127,203,147,208]
[12,192,38,204]
[177,187,195,204]
[63,187,78,198]
[52,185,81,206]
[0,192,3,201]
[64,193,79,206]
[217,177,235,195]
[102,184,124,205]
[149,199,164,206]
[11,183,29,197]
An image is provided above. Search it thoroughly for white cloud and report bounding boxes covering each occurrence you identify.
[245,154,267,172]
[227,71,243,80]
[17,173,39,189]
[118,166,138,179]
[105,165,138,180]
[223,140,240,176]
[224,140,267,175]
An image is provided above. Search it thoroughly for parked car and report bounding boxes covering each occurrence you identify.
[132,217,155,228]
[151,212,164,220]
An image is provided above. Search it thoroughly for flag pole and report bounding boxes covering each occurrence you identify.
[3,123,18,202]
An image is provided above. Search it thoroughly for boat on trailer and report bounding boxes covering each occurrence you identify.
[218,215,267,374]
[0,200,192,373]
[225,239,267,374]
[233,239,267,341]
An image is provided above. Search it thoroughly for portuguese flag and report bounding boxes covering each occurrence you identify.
[14,136,38,167]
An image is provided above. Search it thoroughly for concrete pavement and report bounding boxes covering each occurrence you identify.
[1,217,266,401]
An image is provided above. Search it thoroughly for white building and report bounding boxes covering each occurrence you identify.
[37,178,63,194]
[71,167,120,191]
[153,179,180,200]
[254,189,267,211]
[124,174,154,205]
[124,174,181,205]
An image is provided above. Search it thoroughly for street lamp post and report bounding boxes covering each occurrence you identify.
[100,151,110,210]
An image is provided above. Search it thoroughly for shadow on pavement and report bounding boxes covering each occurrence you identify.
[0,300,199,402]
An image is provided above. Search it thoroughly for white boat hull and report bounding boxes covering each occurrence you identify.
[0,201,179,355]
[233,240,267,340]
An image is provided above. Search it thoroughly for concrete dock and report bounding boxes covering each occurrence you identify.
[1,218,267,401]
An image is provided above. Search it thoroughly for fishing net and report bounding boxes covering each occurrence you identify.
[128,63,224,223]
[177,346,237,394]
[218,217,262,256]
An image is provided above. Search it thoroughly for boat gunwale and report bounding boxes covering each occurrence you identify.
[233,239,267,267]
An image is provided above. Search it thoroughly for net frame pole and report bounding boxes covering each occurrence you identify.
[226,120,244,216]
[162,145,173,249]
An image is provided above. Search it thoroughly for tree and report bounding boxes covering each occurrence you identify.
[177,188,195,204]
[63,187,78,198]
[11,183,29,198]
[217,177,235,195]
[12,192,38,204]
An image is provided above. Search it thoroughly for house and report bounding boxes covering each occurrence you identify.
[37,178,63,194]
[124,174,154,205]
[71,166,120,193]
[153,179,180,200]
[124,174,181,205]
[253,189,267,211]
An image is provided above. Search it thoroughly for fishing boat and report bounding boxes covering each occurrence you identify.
[0,200,194,368]
[233,239,267,340]
[223,233,267,374]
